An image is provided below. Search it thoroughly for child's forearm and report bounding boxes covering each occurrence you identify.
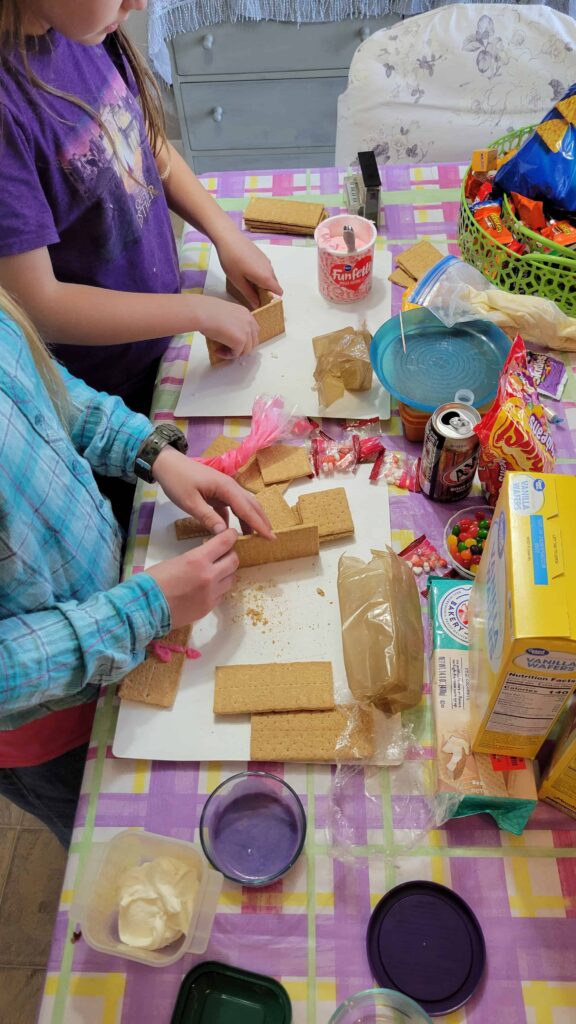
[21,278,208,347]
[158,142,235,245]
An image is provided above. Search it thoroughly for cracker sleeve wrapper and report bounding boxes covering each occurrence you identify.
[313,325,372,408]
[337,547,424,715]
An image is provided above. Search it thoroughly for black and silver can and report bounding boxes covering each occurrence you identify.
[419,402,481,501]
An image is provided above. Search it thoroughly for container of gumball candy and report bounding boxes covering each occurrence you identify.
[444,506,493,579]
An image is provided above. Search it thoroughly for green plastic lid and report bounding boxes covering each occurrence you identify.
[170,961,292,1024]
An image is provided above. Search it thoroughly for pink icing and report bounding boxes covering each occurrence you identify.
[149,640,202,663]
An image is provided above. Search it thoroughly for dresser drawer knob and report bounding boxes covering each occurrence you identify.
[202,33,214,50]
[359,26,371,41]
[212,106,224,123]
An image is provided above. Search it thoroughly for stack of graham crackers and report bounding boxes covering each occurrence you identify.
[244,196,327,236]
[388,240,444,291]
[214,661,374,762]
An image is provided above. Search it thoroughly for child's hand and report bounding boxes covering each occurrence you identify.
[196,295,259,357]
[146,528,240,626]
[216,232,282,308]
[152,447,274,540]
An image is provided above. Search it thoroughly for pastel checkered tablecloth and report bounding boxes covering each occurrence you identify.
[39,165,576,1024]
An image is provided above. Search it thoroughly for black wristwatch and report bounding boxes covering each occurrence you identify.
[134,424,188,483]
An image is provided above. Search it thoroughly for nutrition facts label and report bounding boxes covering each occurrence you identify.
[486,672,575,736]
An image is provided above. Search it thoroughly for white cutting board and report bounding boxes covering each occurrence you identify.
[174,243,392,420]
[113,471,403,764]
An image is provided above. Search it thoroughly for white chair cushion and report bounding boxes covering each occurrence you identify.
[336,4,576,166]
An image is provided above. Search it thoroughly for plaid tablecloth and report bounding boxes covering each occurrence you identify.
[39,165,576,1024]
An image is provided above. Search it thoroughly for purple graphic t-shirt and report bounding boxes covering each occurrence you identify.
[0,31,180,398]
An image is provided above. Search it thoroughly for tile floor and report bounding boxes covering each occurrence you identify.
[0,793,68,1023]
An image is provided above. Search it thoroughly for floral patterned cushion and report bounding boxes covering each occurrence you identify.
[336,4,576,166]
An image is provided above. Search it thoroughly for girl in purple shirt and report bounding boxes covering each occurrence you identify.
[0,0,282,522]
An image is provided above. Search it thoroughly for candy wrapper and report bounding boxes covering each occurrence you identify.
[399,535,448,595]
[311,434,360,476]
[344,416,381,438]
[494,84,576,214]
[312,324,372,408]
[370,448,421,491]
[197,394,313,475]
[474,336,556,506]
[526,350,568,401]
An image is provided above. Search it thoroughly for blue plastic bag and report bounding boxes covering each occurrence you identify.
[494,84,576,214]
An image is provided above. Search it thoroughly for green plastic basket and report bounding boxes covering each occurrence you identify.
[458,125,576,317]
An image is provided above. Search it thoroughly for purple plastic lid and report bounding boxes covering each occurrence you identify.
[366,881,486,1016]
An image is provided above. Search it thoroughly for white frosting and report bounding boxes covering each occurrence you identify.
[117,856,199,950]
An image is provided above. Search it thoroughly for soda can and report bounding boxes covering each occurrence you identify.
[419,402,481,501]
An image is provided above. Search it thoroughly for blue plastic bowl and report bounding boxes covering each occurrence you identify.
[370,306,511,412]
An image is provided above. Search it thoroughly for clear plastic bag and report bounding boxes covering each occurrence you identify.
[337,548,424,716]
[196,394,314,476]
[412,255,576,352]
[327,723,462,859]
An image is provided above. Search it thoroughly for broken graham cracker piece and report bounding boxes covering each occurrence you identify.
[256,443,313,485]
[175,516,210,541]
[235,524,319,568]
[118,626,191,708]
[244,196,326,234]
[235,455,265,494]
[214,661,334,715]
[395,240,444,282]
[296,487,354,542]
[254,485,300,531]
[250,705,375,762]
[201,435,240,459]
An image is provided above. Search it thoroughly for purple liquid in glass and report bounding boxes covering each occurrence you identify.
[210,789,302,881]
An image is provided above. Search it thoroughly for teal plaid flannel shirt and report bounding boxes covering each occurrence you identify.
[0,312,171,730]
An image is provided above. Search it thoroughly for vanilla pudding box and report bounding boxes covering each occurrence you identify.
[539,702,576,819]
[429,578,537,834]
[469,472,576,759]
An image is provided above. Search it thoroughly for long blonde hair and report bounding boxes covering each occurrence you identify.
[0,4,168,169]
[0,286,69,424]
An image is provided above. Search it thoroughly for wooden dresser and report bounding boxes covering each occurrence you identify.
[169,17,400,173]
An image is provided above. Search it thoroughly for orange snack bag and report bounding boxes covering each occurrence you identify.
[474,336,556,506]
[473,204,514,246]
[540,219,576,247]
[511,192,546,231]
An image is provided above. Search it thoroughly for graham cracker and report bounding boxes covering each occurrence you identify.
[256,444,313,485]
[244,196,326,233]
[235,523,319,568]
[206,284,285,365]
[296,487,354,541]
[250,705,375,762]
[254,485,300,531]
[118,626,191,708]
[395,241,444,282]
[175,516,210,541]
[235,455,266,494]
[388,267,417,289]
[245,222,322,236]
[202,435,240,459]
[214,661,334,715]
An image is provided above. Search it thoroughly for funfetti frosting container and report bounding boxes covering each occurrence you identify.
[315,214,377,303]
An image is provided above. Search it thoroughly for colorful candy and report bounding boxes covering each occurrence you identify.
[447,508,493,575]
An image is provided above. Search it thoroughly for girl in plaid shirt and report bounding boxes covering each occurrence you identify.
[0,288,272,845]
